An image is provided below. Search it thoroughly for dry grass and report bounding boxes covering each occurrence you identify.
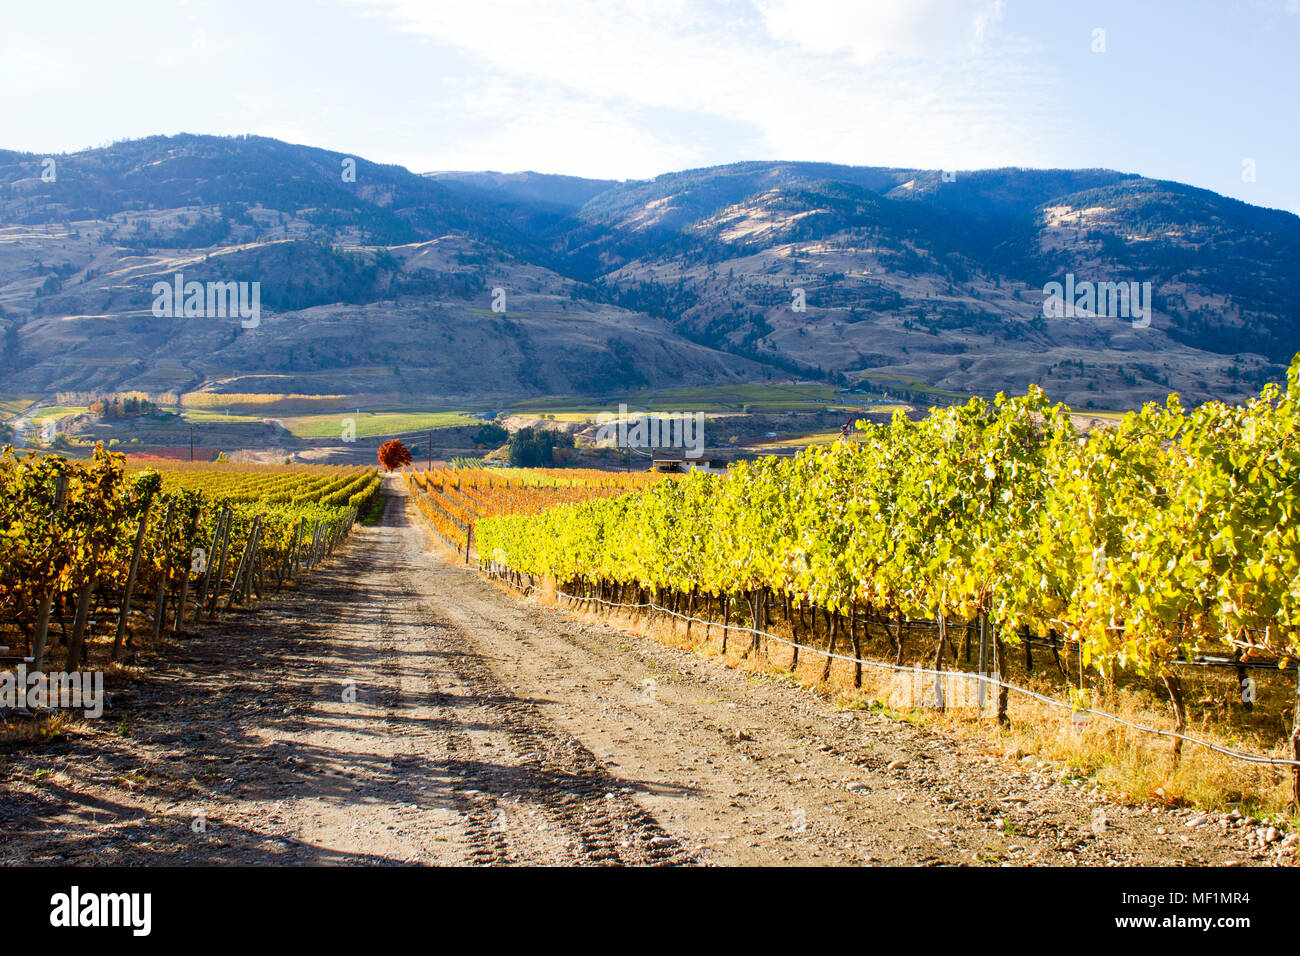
[0,710,79,747]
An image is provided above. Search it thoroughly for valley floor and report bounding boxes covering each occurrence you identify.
[0,478,1272,866]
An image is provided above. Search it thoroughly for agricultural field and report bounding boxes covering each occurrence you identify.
[406,464,664,555]
[171,407,267,425]
[276,408,480,438]
[25,405,90,426]
[0,395,40,418]
[509,382,854,416]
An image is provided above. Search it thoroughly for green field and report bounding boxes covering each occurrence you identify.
[745,414,906,450]
[171,406,481,437]
[509,383,858,417]
[0,395,41,418]
[28,406,90,425]
[854,372,970,401]
[176,407,267,424]
[747,430,864,449]
[838,403,909,416]
[510,412,593,423]
[279,409,479,439]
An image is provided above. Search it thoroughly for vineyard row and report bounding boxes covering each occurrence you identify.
[1,446,382,672]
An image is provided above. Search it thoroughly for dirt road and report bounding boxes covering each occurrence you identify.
[0,478,1275,865]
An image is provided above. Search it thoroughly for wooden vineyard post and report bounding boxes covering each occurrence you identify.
[149,500,174,643]
[976,611,990,719]
[206,510,234,619]
[1163,673,1187,764]
[112,492,155,662]
[273,526,291,593]
[64,577,96,671]
[226,515,260,610]
[252,539,264,600]
[299,522,310,573]
[251,519,265,598]
[32,473,69,673]
[821,607,838,682]
[290,519,305,578]
[931,613,947,711]
[243,517,263,602]
[849,604,863,688]
[1236,655,1253,713]
[790,599,801,669]
[31,590,55,672]
[892,606,905,666]
[306,521,319,570]
[173,506,199,634]
[993,622,1009,726]
[191,508,219,625]
[719,593,729,654]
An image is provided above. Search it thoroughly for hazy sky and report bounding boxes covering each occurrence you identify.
[3,0,1297,213]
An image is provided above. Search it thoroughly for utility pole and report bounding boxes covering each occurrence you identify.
[190,425,194,462]
[428,430,433,470]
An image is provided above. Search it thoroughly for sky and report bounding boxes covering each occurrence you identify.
[2,0,1297,214]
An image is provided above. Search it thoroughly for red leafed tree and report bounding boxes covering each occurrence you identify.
[377,439,413,471]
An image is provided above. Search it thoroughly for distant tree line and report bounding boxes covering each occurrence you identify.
[90,396,156,419]
[507,427,562,467]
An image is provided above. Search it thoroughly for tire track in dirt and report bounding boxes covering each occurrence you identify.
[415,610,694,866]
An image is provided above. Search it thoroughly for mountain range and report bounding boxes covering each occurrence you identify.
[2,133,1297,409]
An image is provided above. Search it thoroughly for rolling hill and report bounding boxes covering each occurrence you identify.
[1,135,1296,409]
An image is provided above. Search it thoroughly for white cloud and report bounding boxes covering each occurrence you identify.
[345,0,1064,176]
[756,0,1005,61]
